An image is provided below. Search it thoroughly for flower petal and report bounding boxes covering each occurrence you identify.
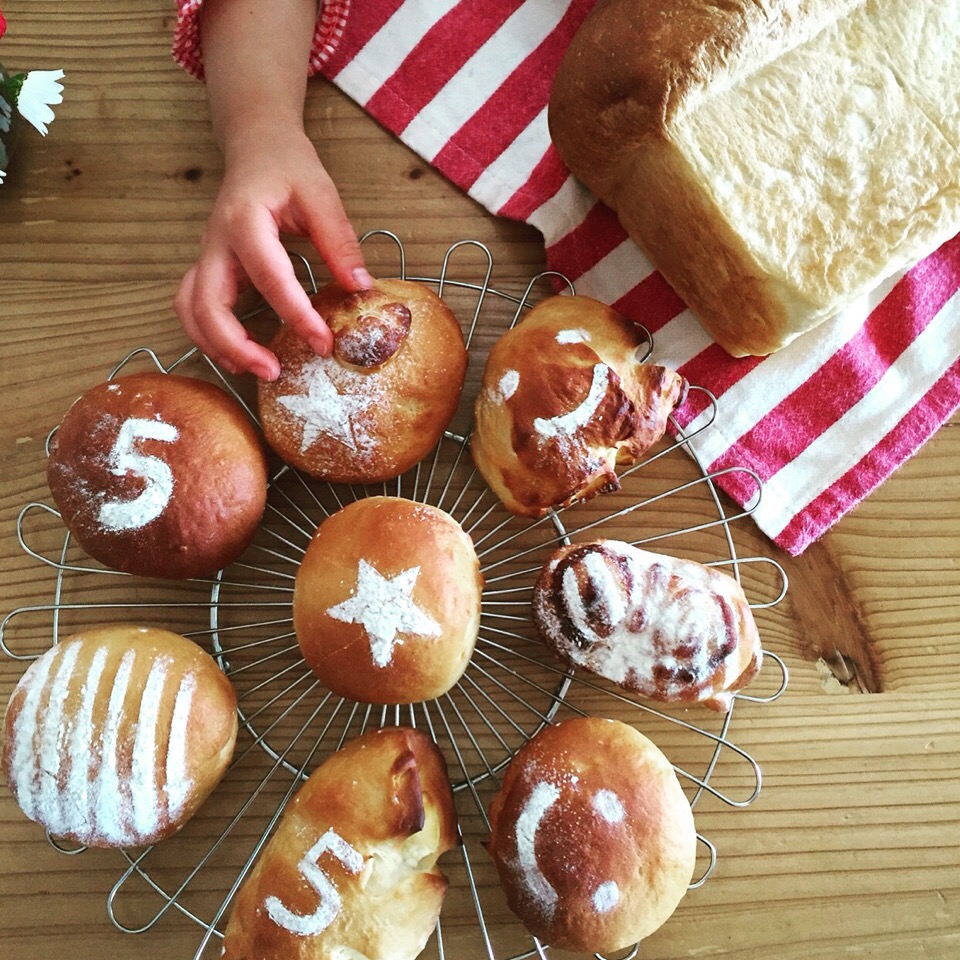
[17,70,65,136]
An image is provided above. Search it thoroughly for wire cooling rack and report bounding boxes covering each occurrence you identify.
[1,232,788,960]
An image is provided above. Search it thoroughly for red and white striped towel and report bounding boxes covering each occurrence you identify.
[175,0,960,556]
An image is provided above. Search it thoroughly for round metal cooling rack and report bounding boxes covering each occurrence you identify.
[1,232,789,960]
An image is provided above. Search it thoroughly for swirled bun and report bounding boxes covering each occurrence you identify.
[533,540,763,712]
[486,717,696,953]
[258,279,468,483]
[222,727,458,960]
[46,372,268,579]
[1,625,237,848]
[472,295,687,517]
[293,497,482,704]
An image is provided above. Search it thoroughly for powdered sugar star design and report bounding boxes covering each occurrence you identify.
[278,358,372,452]
[327,560,441,668]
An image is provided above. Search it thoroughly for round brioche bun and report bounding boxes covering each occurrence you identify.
[486,717,697,952]
[46,372,268,580]
[293,497,483,704]
[471,294,686,517]
[258,279,467,484]
[2,624,237,848]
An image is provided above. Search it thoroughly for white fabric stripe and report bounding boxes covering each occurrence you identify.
[468,108,551,212]
[569,239,654,305]
[402,0,572,161]
[649,310,716,370]
[530,173,596,239]
[333,0,462,103]
[677,269,908,466]
[756,285,960,538]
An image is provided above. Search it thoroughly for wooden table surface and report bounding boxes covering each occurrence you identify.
[1,4,958,959]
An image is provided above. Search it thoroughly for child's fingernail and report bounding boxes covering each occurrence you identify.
[352,268,375,289]
[308,334,332,357]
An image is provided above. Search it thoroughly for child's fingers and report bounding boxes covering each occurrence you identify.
[231,207,335,357]
[181,253,282,381]
[296,180,374,292]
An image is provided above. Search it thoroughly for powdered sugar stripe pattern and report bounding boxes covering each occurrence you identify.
[5,641,209,844]
[130,656,171,840]
[166,672,197,819]
[62,645,109,836]
[32,641,82,829]
[95,649,136,845]
[8,648,58,822]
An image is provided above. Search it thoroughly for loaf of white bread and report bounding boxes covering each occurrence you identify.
[549,0,960,356]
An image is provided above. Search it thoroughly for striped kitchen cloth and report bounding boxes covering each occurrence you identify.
[175,0,960,555]
[321,0,960,556]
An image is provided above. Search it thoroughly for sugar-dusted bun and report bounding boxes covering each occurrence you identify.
[486,717,696,953]
[46,372,268,580]
[472,295,687,517]
[533,540,763,712]
[1,625,238,848]
[258,279,468,483]
[222,726,458,960]
[294,497,482,704]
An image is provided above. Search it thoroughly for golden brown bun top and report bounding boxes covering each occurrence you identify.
[258,279,468,484]
[46,372,267,579]
[2,625,237,847]
[486,717,697,953]
[472,295,686,517]
[293,496,483,704]
[222,727,458,960]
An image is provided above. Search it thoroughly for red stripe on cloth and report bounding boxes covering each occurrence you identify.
[703,233,960,482]
[364,2,526,133]
[321,0,408,78]
[431,0,595,187]
[614,271,690,334]
[774,358,960,555]
[498,144,570,221]
[673,346,766,426]
[546,203,628,279]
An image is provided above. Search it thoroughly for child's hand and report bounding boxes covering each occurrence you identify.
[174,126,373,381]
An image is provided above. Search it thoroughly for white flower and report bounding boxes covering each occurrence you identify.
[0,168,5,183]
[16,69,64,136]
